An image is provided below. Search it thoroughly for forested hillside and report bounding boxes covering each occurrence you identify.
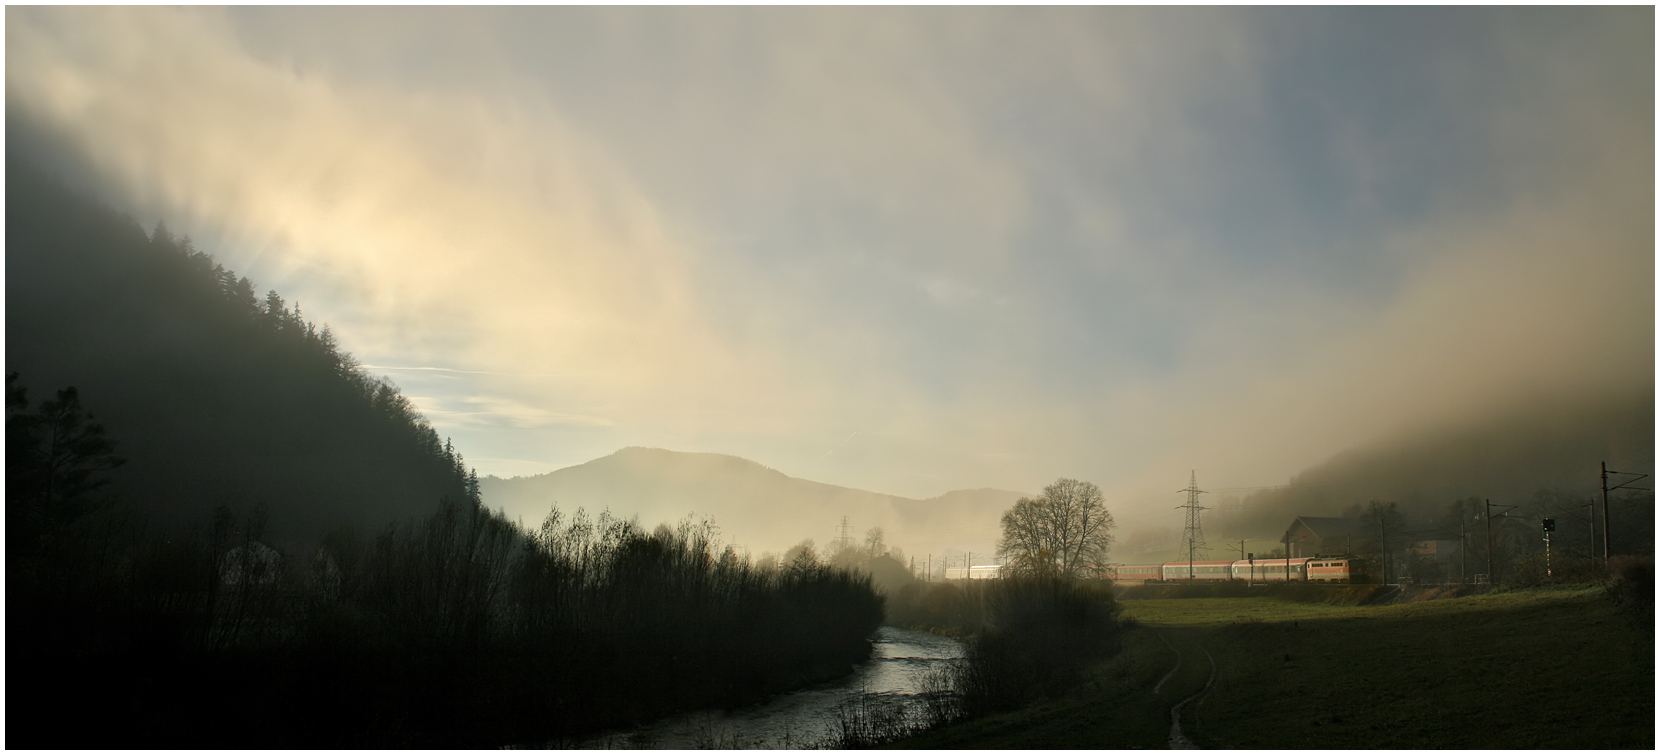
[6,162,473,545]
[1204,388,1654,544]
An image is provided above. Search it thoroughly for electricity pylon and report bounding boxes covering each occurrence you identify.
[1176,471,1208,578]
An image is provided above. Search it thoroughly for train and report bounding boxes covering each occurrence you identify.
[941,564,1005,580]
[1102,556,1368,584]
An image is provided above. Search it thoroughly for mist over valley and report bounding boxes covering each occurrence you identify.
[7,6,1651,749]
[481,447,1023,564]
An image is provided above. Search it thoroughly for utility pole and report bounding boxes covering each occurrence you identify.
[1459,505,1468,585]
[1600,462,1650,562]
[1284,531,1291,582]
[1601,463,1609,562]
[837,516,853,553]
[1485,499,1493,585]
[1485,499,1519,585]
[1379,512,1389,585]
[1177,471,1209,579]
[1586,501,1595,563]
[926,554,931,583]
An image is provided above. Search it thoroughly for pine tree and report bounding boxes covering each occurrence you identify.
[6,374,125,555]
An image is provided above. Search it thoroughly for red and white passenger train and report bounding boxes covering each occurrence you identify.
[1102,556,1368,584]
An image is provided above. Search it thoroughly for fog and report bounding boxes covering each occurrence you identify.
[8,7,1651,540]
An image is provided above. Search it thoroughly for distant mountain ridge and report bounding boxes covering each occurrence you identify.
[480,447,1025,558]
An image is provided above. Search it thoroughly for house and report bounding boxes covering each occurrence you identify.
[1283,515,1468,583]
[221,541,284,587]
[1282,516,1374,558]
[1398,525,1466,584]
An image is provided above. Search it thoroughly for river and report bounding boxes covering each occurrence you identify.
[572,626,963,749]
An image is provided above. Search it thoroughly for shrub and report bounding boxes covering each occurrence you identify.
[951,577,1122,717]
[883,579,991,636]
[1605,555,1654,632]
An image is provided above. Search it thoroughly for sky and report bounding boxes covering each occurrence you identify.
[7,7,1654,528]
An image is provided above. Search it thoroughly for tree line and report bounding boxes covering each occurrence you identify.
[7,381,883,746]
[1348,492,1653,587]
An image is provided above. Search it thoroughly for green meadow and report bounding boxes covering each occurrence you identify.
[896,585,1653,749]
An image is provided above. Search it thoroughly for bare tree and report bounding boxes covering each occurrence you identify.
[997,478,1115,579]
[1363,500,1398,583]
[863,526,885,558]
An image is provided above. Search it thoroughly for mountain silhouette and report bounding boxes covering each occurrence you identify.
[480,446,1026,558]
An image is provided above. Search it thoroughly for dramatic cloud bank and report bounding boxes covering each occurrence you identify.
[8,8,1651,537]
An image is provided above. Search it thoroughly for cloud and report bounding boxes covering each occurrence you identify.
[360,365,566,378]
[7,7,1649,515]
[8,7,789,430]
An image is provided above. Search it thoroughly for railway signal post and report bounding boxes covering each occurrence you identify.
[1542,518,1555,577]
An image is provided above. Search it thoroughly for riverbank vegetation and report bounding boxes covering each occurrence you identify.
[948,577,1122,718]
[9,458,884,747]
[849,480,1131,742]
[861,574,1125,743]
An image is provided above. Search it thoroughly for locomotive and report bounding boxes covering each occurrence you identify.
[1103,556,1367,584]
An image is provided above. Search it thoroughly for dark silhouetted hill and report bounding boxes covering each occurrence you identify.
[6,161,472,546]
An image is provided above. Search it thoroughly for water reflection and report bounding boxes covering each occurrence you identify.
[577,626,963,749]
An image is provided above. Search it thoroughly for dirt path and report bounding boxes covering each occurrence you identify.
[1153,629,1182,695]
[1155,630,1218,749]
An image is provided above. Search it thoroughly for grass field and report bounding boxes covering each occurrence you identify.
[895,585,1653,749]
